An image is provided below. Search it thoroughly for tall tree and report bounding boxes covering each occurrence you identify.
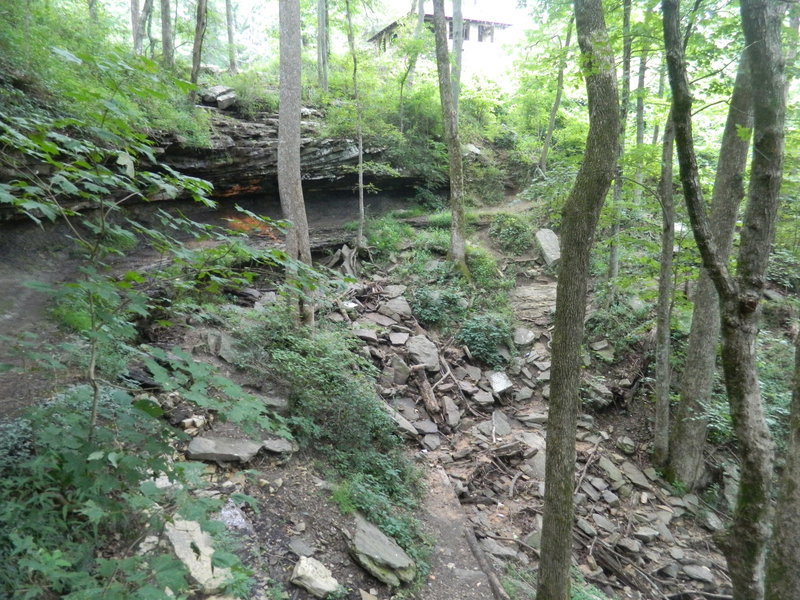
[160,0,174,68]
[652,115,674,466]
[765,328,800,599]
[317,0,329,92]
[632,48,648,204]
[190,0,209,87]
[664,1,786,599]
[344,0,365,251]
[535,1,619,599]
[278,0,314,323]
[398,0,425,134]
[225,0,238,74]
[132,0,154,55]
[606,0,631,287]
[666,52,753,488]
[452,0,463,116]
[432,0,467,270]
[538,17,574,176]
[88,0,98,20]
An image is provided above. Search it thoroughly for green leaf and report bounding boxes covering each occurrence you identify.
[88,451,105,461]
[116,151,135,177]
[133,398,164,418]
[736,124,753,142]
[51,46,82,64]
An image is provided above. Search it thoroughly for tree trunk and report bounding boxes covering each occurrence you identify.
[535,2,619,599]
[88,0,98,20]
[666,52,753,489]
[316,0,329,92]
[131,0,141,51]
[432,0,467,270]
[160,0,174,68]
[278,0,314,324]
[190,0,209,87]
[132,0,154,55]
[538,17,573,176]
[452,0,463,116]
[344,0,365,252]
[225,0,238,74]
[606,0,631,287]
[651,61,665,145]
[632,49,647,204]
[399,0,425,134]
[765,329,800,600]
[652,115,674,467]
[663,2,785,598]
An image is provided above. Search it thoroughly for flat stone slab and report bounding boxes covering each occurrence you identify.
[187,436,262,463]
[262,434,298,455]
[407,336,440,371]
[350,514,416,586]
[621,461,652,490]
[379,296,413,320]
[472,390,495,406]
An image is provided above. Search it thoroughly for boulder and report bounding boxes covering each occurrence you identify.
[187,435,262,463]
[513,327,536,346]
[290,557,340,598]
[379,296,413,320]
[349,514,416,586]
[406,335,440,371]
[535,229,561,267]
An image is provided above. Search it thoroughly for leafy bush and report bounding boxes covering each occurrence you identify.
[365,216,414,257]
[221,70,279,118]
[232,305,425,560]
[489,213,534,255]
[767,248,800,292]
[0,386,240,598]
[457,312,512,367]
[412,287,468,328]
[467,245,513,293]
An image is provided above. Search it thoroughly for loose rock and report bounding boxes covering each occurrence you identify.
[290,557,340,598]
[407,336,440,371]
[187,436,262,463]
[349,514,416,586]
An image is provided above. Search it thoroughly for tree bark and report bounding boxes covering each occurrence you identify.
[190,0,208,87]
[666,53,753,489]
[398,0,425,134]
[344,0,365,251]
[663,2,785,598]
[452,0,463,116]
[538,17,573,176]
[278,0,314,324]
[132,0,154,55]
[652,116,674,467]
[432,0,467,270]
[606,0,631,287]
[765,329,800,600]
[88,0,98,20]
[225,0,238,74]
[160,0,174,68]
[535,1,619,599]
[632,48,647,204]
[316,0,329,92]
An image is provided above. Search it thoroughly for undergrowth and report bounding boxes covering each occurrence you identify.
[231,304,429,567]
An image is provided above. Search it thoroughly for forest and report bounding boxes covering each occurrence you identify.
[0,0,798,599]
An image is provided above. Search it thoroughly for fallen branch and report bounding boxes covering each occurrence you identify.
[464,527,513,600]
